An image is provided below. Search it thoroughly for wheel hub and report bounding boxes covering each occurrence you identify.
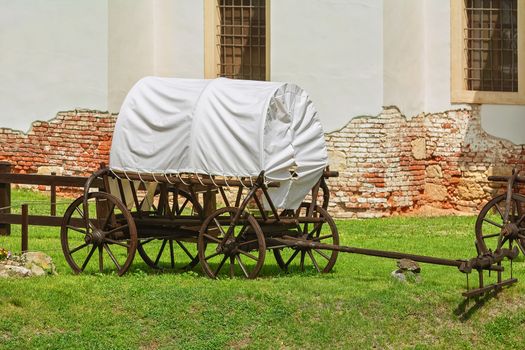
[218,238,237,255]
[502,222,520,239]
[85,228,105,245]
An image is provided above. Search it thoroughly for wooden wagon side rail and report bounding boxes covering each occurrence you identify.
[0,173,103,187]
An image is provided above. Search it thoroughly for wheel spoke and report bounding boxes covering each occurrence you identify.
[482,233,501,239]
[237,249,258,261]
[300,251,306,271]
[75,207,97,231]
[169,240,175,268]
[229,255,235,278]
[307,250,321,273]
[500,236,509,250]
[98,245,104,272]
[69,243,89,255]
[140,238,155,246]
[104,238,130,248]
[284,249,300,268]
[155,240,168,266]
[483,218,503,228]
[307,222,323,238]
[74,206,86,219]
[105,224,129,236]
[81,245,97,271]
[213,218,228,237]
[516,214,525,226]
[178,198,190,215]
[494,203,504,219]
[213,255,228,276]
[104,244,121,270]
[176,241,196,260]
[66,225,87,235]
[314,249,331,261]
[236,255,249,278]
[204,251,221,261]
[237,239,258,247]
[313,234,333,242]
[517,240,525,255]
[237,224,249,238]
[203,233,222,244]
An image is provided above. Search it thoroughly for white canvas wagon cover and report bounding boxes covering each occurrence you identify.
[110,77,328,209]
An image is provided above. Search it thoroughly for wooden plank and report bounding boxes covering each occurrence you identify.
[0,173,100,187]
[0,162,11,235]
[0,213,87,227]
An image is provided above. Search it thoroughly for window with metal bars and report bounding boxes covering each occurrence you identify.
[465,0,518,92]
[216,0,266,80]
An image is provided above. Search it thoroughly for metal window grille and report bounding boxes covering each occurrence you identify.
[465,0,518,92]
[217,0,266,80]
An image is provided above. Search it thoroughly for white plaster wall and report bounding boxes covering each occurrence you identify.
[383,0,425,115]
[383,0,459,117]
[108,0,204,112]
[480,105,525,144]
[108,0,155,112]
[163,0,204,79]
[423,0,457,113]
[271,0,383,132]
[0,0,108,132]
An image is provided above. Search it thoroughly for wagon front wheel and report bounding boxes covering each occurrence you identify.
[273,205,339,273]
[198,207,266,279]
[61,192,138,276]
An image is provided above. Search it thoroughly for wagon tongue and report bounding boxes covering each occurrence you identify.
[273,237,519,298]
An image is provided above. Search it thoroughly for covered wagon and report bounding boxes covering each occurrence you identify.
[60,77,339,278]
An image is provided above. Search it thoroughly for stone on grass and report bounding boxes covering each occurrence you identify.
[397,258,421,273]
[22,252,57,275]
[0,251,57,278]
[391,259,421,283]
[0,264,32,278]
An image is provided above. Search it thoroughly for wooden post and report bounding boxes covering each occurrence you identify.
[50,172,56,216]
[21,203,28,252]
[0,161,11,235]
[203,188,217,217]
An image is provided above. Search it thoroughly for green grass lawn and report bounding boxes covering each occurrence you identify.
[1,189,525,349]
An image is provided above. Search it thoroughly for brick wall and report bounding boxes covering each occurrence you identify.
[0,110,115,176]
[325,106,524,218]
[0,107,522,217]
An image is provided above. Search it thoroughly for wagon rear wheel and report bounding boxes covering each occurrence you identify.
[198,207,266,279]
[137,189,200,270]
[273,205,339,273]
[475,193,525,256]
[61,192,138,276]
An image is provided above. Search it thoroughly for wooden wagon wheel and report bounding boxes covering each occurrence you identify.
[475,193,525,256]
[273,205,339,273]
[61,192,138,276]
[137,188,200,270]
[198,207,266,279]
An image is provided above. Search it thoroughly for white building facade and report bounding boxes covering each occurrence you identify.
[1,0,524,142]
